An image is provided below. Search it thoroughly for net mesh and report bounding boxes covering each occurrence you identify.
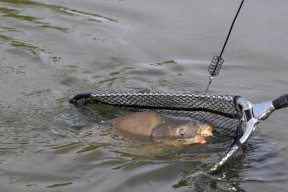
[70,92,243,137]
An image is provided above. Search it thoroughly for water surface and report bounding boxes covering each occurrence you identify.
[1,0,288,191]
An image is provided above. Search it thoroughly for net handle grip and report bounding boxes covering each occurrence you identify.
[272,94,288,110]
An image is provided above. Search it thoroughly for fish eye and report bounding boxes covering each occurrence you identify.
[177,127,186,136]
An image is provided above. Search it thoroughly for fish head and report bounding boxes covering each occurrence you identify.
[151,121,209,139]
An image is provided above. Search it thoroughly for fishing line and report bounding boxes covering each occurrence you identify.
[205,0,245,94]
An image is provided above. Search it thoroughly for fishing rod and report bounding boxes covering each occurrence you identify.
[205,0,245,94]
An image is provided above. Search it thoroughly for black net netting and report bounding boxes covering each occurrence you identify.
[70,92,243,138]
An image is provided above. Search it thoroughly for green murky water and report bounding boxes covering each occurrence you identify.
[1,0,288,191]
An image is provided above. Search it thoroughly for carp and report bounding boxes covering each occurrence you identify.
[111,111,213,145]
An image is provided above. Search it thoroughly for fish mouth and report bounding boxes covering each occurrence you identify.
[197,124,213,137]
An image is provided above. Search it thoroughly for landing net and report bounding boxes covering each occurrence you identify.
[70,92,243,138]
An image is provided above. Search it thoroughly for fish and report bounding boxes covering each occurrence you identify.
[111,111,213,145]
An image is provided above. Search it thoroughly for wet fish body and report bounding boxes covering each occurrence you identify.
[112,111,213,145]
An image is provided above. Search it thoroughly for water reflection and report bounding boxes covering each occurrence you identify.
[0,34,43,55]
[0,0,119,63]
[0,4,69,32]
[0,0,118,24]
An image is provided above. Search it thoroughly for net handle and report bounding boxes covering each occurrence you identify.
[272,94,288,110]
